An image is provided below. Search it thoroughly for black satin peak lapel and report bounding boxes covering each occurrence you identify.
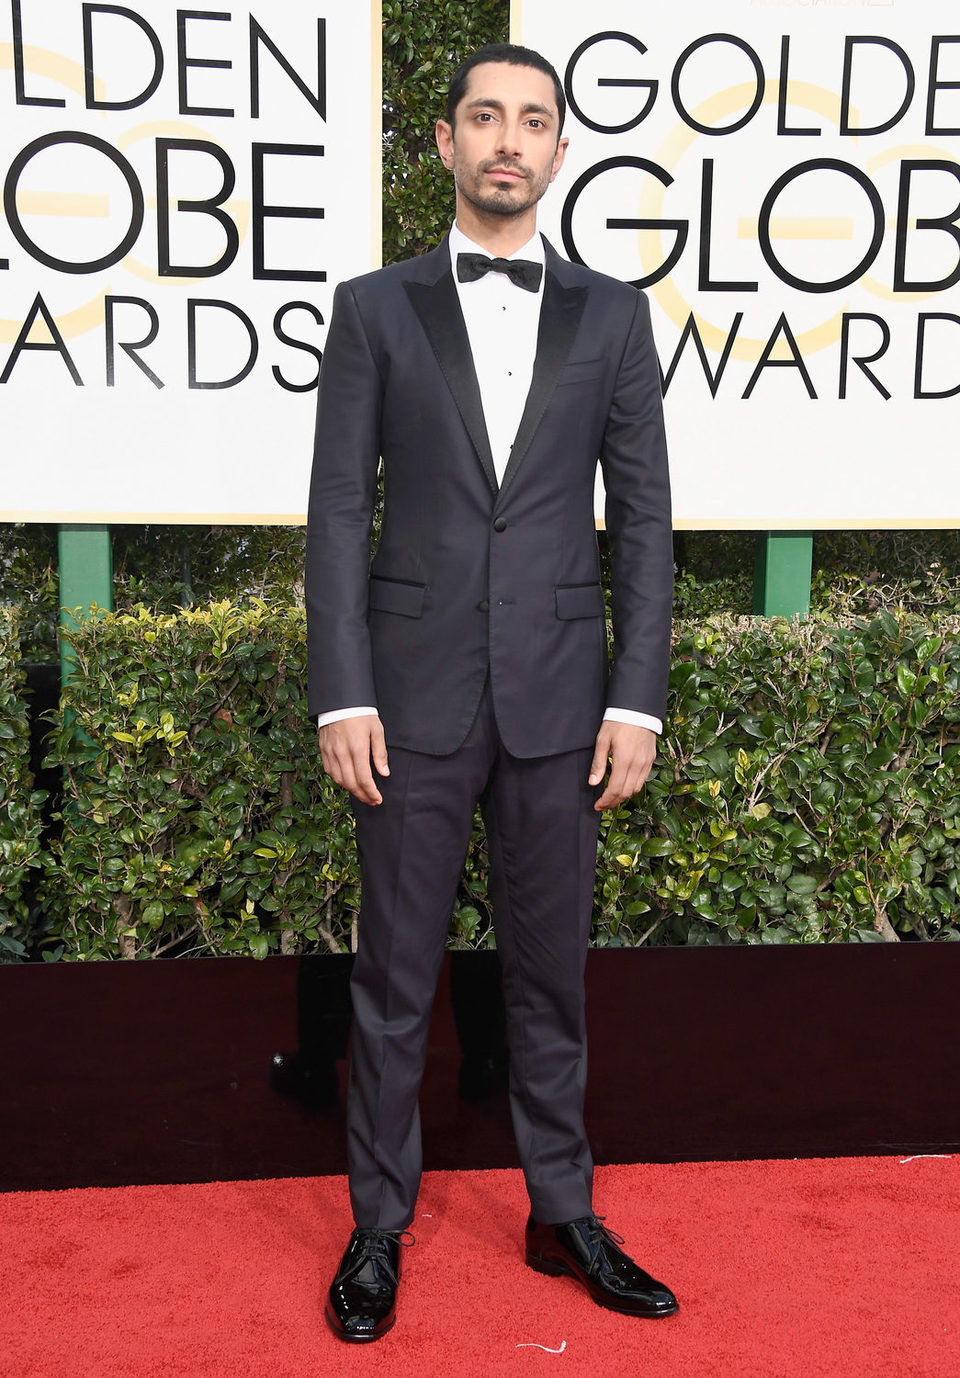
[497,275,588,504]
[403,275,498,497]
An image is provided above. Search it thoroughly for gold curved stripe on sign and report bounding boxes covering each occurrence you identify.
[0,42,107,102]
[123,198,251,286]
[640,79,857,361]
[2,77,251,288]
[737,217,853,240]
[861,143,960,303]
[116,122,251,286]
[1,46,105,345]
[16,192,111,217]
[0,289,109,345]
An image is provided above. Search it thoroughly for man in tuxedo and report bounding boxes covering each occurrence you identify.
[306,43,676,1342]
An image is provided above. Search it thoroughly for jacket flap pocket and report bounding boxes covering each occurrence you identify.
[556,357,605,387]
[368,577,426,618]
[555,583,605,619]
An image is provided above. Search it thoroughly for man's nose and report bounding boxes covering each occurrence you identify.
[496,120,523,157]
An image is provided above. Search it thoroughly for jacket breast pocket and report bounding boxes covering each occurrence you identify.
[556,357,605,387]
[555,583,605,619]
[368,576,426,618]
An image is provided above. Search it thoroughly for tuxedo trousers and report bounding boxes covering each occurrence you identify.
[347,684,602,1230]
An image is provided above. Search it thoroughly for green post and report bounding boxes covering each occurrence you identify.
[753,532,813,618]
[59,525,113,689]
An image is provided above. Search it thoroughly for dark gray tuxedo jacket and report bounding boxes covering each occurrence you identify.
[305,235,673,759]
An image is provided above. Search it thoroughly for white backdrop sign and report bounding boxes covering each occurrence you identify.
[1,0,379,522]
[516,0,960,528]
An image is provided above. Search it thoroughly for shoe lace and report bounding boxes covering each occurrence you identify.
[352,1229,415,1287]
[581,1215,625,1253]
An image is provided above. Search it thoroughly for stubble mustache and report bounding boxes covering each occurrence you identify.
[479,158,531,181]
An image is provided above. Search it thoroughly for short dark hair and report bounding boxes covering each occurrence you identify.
[445,43,566,136]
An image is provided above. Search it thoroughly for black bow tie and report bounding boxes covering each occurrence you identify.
[456,252,543,293]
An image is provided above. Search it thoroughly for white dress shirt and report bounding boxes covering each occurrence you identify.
[316,223,662,736]
[450,222,543,484]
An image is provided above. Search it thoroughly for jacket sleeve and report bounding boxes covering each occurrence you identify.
[599,289,674,723]
[305,280,383,721]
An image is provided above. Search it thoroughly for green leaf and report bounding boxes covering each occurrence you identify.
[142,902,165,928]
[640,837,673,857]
[896,665,917,696]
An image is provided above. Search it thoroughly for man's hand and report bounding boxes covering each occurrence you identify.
[317,715,390,806]
[588,722,657,812]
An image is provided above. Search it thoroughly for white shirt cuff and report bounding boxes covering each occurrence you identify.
[318,705,660,734]
[316,706,379,729]
[603,707,662,735]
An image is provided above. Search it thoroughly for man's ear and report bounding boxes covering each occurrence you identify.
[549,136,569,184]
[435,119,454,170]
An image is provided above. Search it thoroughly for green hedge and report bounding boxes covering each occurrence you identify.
[0,607,45,957]
[600,613,960,945]
[41,603,358,961]
[36,601,960,960]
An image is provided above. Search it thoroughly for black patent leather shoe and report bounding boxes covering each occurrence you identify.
[325,1227,412,1342]
[525,1215,678,1318]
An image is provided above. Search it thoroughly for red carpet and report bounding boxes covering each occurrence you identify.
[2,1157,957,1377]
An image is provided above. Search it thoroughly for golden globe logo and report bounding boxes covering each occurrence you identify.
[1,3,328,392]
[556,28,959,399]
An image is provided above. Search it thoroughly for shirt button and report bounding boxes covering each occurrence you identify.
[478,599,489,612]
[493,517,508,532]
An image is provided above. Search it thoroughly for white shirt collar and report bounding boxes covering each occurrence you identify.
[448,222,545,268]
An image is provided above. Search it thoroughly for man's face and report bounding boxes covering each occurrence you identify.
[436,62,568,221]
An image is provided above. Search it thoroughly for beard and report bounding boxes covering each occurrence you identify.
[454,158,550,218]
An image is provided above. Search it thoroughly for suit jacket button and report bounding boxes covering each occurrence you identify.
[493,517,508,532]
[478,599,489,612]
